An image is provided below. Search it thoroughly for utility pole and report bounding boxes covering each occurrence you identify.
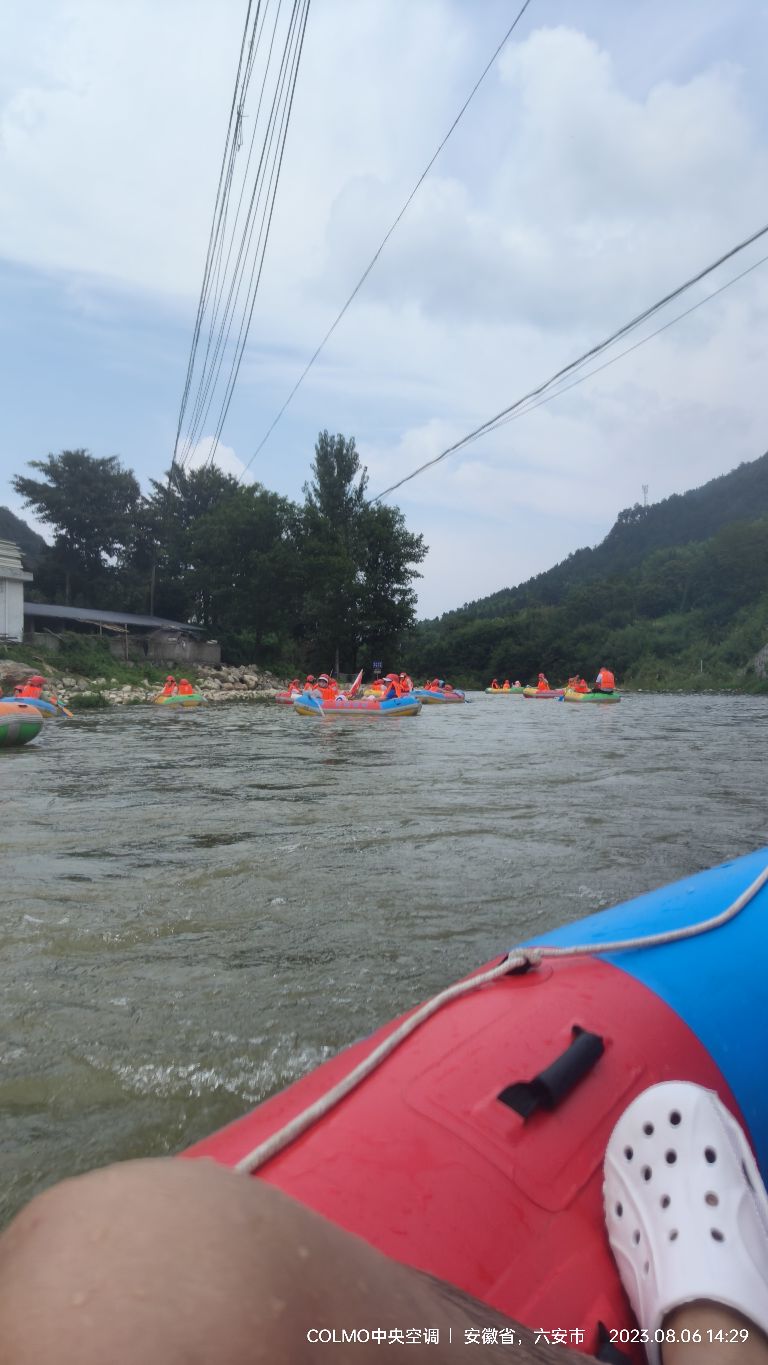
[642,484,649,508]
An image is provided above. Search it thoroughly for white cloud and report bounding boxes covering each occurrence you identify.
[183,437,247,483]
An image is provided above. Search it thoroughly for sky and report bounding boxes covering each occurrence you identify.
[1,0,767,617]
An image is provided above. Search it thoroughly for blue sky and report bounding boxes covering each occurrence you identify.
[1,0,767,615]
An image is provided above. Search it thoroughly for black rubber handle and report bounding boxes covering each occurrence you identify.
[497,1026,604,1119]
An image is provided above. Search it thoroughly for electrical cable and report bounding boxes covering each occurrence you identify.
[178,0,294,469]
[370,221,768,503]
[172,0,310,476]
[239,0,536,479]
[171,0,259,472]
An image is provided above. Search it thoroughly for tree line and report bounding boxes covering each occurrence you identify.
[12,435,427,671]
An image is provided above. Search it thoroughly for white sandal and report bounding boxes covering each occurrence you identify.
[604,1081,768,1365]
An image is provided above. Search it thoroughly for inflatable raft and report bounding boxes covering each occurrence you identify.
[0,700,44,747]
[293,694,421,717]
[563,689,622,704]
[0,694,67,716]
[185,848,768,1352]
[485,687,524,695]
[413,687,466,704]
[523,686,565,699]
[274,690,301,705]
[153,692,206,707]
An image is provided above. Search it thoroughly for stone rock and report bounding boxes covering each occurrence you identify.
[0,660,35,689]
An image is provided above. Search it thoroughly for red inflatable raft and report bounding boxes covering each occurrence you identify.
[184,952,734,1351]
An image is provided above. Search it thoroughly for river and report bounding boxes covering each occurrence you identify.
[2,691,767,1225]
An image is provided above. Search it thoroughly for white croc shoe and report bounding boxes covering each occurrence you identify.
[604,1081,768,1365]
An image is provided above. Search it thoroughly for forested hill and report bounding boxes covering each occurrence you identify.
[407,452,768,691]
[438,451,768,624]
[0,506,48,567]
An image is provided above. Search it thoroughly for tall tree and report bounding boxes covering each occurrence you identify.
[13,450,141,604]
[301,431,426,672]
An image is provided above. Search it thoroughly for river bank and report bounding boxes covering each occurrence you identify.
[0,657,287,706]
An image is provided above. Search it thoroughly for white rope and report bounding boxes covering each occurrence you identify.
[234,859,768,1174]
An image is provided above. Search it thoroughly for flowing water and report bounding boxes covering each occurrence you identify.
[2,691,767,1225]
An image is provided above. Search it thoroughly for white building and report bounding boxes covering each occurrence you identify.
[0,540,33,642]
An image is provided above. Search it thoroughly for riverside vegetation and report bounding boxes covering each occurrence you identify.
[6,440,768,693]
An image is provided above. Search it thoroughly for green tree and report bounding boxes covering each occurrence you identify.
[187,483,304,660]
[300,431,426,672]
[13,450,142,604]
[143,463,245,621]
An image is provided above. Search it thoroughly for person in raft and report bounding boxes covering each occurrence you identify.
[315,674,337,701]
[594,665,616,694]
[158,676,177,697]
[177,679,195,696]
[536,672,550,692]
[399,671,413,693]
[502,679,511,690]
[1,1078,766,1364]
[490,678,501,690]
[379,673,403,700]
[15,674,46,699]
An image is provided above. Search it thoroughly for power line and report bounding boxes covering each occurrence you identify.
[239,0,536,480]
[172,0,311,477]
[484,248,768,437]
[171,0,259,474]
[370,222,768,503]
[181,0,308,471]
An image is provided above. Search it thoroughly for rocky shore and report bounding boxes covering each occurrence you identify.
[0,660,286,706]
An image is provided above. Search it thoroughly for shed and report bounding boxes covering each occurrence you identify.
[24,603,221,665]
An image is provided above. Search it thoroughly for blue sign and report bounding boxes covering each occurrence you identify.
[372,659,383,671]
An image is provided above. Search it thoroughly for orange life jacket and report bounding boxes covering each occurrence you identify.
[160,682,176,696]
[177,681,195,695]
[574,679,590,693]
[19,684,43,698]
[598,669,615,691]
[536,677,549,692]
[318,684,336,702]
[502,681,511,690]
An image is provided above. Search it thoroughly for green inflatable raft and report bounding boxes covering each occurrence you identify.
[153,693,206,707]
[562,689,621,704]
[0,701,44,746]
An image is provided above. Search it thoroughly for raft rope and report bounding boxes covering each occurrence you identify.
[234,859,768,1174]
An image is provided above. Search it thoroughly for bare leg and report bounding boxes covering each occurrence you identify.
[663,1304,768,1365]
[0,1157,579,1365]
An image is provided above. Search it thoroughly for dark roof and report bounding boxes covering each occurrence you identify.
[24,603,206,635]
